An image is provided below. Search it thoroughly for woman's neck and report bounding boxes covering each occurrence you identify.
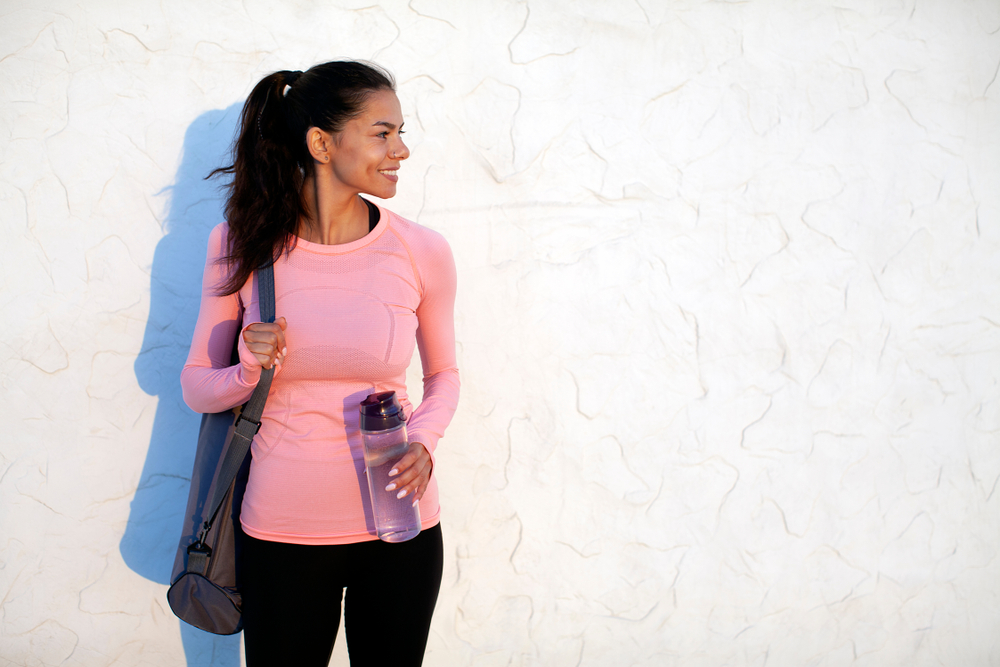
[297,174,369,245]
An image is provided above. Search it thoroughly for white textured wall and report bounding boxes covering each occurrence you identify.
[2,1,999,665]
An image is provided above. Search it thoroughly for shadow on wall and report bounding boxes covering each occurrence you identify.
[124,105,243,667]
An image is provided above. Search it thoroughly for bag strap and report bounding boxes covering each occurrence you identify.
[191,264,276,558]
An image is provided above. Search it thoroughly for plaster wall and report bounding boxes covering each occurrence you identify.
[1,1,999,665]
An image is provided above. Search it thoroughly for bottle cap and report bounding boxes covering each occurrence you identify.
[359,391,407,432]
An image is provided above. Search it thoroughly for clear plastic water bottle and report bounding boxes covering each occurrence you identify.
[359,391,422,543]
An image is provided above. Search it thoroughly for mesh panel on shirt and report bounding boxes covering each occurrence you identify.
[275,344,405,384]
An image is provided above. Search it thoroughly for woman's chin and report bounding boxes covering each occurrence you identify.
[359,184,396,200]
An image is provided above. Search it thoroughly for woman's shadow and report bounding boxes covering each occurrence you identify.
[123,104,243,666]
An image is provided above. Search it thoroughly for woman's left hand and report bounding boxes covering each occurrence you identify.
[385,442,432,504]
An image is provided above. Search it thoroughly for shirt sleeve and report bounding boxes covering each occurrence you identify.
[405,227,460,458]
[180,223,262,414]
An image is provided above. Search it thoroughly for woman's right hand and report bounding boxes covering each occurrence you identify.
[242,317,288,369]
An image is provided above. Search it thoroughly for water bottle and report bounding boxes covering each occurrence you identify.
[359,391,422,543]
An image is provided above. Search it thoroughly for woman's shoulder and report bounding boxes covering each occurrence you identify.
[381,209,455,287]
[209,220,231,241]
[205,221,232,258]
[382,208,452,256]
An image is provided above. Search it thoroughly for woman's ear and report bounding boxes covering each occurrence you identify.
[306,127,332,164]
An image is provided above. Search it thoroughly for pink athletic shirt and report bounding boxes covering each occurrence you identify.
[181,203,460,545]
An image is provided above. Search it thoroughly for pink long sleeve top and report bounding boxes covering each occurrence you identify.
[180,203,459,545]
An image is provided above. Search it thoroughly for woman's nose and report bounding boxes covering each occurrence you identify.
[392,136,409,160]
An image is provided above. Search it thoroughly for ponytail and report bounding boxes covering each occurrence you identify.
[209,62,395,295]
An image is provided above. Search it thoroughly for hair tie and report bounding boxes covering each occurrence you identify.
[283,70,303,97]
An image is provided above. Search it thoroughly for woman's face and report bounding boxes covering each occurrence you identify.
[327,89,409,199]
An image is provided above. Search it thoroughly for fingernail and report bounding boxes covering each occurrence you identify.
[282,347,287,355]
[388,468,398,477]
[412,499,419,507]
[397,489,408,499]
[385,483,396,492]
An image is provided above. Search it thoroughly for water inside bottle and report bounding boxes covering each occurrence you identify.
[363,428,421,543]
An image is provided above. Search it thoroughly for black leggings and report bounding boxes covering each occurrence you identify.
[241,524,443,666]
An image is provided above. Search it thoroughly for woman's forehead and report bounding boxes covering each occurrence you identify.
[356,89,402,124]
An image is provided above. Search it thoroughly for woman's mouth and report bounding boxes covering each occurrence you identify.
[378,169,398,183]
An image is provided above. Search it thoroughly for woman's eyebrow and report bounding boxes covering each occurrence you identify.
[372,121,398,130]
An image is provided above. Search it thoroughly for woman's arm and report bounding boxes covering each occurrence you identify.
[180,223,263,414]
[406,229,460,456]
[385,227,460,502]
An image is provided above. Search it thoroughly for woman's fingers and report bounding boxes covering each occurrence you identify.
[387,460,431,503]
[244,343,278,369]
[242,317,288,369]
[386,442,432,502]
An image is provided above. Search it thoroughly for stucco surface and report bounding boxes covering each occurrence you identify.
[1,1,999,665]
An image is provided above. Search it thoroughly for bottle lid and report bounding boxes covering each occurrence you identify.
[359,391,407,431]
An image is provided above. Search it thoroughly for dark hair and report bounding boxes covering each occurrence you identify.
[210,61,396,295]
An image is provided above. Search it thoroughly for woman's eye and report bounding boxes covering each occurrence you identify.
[378,131,388,138]
[399,129,406,135]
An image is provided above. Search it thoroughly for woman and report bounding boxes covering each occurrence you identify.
[180,61,459,665]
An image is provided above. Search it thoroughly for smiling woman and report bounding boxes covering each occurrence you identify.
[299,89,410,244]
[178,62,459,666]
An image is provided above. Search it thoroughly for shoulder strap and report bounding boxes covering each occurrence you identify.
[197,264,276,544]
